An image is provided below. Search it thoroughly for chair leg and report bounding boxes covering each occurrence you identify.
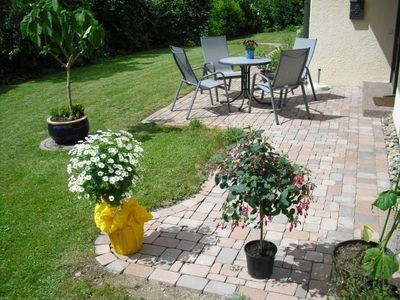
[228,79,232,90]
[300,83,311,118]
[215,88,219,103]
[278,90,283,109]
[223,84,231,113]
[209,89,214,106]
[270,89,280,125]
[307,69,317,101]
[284,89,288,107]
[171,79,184,111]
[249,74,258,113]
[187,85,200,119]
[291,89,294,95]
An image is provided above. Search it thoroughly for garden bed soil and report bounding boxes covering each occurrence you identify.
[333,239,374,277]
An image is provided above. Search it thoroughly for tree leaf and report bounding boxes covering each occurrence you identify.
[362,248,399,280]
[362,225,375,242]
[373,190,397,211]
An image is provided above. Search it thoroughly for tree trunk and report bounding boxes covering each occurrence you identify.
[66,56,73,117]
[259,202,264,255]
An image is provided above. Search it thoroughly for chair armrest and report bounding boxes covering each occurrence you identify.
[203,62,215,74]
[200,71,226,81]
[193,65,204,71]
[253,72,273,85]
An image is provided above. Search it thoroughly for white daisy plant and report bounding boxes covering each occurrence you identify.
[67,130,143,206]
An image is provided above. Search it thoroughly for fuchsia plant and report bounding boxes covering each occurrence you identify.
[214,130,315,254]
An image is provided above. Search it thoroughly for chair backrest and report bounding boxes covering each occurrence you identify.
[170,46,198,85]
[293,38,317,76]
[200,36,232,72]
[273,48,310,89]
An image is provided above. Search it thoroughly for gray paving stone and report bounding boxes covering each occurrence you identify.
[203,280,236,296]
[95,234,110,245]
[140,244,166,256]
[216,248,238,264]
[196,202,215,214]
[181,263,210,277]
[149,269,181,285]
[176,275,209,291]
[176,231,203,242]
[105,259,129,274]
[327,231,353,241]
[304,251,323,262]
[157,248,182,264]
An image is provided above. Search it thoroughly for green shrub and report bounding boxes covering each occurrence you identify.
[205,0,245,37]
[151,0,212,46]
[256,0,303,32]
[92,0,153,54]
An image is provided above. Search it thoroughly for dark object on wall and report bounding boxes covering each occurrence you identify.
[350,0,364,20]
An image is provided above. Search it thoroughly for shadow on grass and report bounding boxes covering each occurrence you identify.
[0,84,16,97]
[31,48,172,85]
[127,123,182,143]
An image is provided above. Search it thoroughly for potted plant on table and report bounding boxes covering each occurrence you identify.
[332,172,400,297]
[20,0,105,145]
[243,40,258,59]
[67,130,152,255]
[214,130,314,279]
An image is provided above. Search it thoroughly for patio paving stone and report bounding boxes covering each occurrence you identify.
[94,84,396,299]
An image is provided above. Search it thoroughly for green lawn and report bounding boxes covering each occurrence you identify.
[0,31,295,299]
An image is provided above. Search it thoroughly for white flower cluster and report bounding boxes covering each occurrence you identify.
[67,130,143,205]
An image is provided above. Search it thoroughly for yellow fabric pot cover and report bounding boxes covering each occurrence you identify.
[94,199,152,255]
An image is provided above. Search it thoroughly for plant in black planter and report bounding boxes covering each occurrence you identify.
[214,130,315,279]
[20,0,104,145]
[332,173,400,298]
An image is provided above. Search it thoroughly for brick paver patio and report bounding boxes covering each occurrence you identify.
[95,80,392,299]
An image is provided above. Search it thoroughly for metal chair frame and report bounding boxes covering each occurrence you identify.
[170,46,230,119]
[250,48,311,125]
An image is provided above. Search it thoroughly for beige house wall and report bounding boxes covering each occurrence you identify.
[309,0,397,86]
[394,62,400,134]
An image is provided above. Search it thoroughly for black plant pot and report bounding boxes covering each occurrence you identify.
[333,239,380,279]
[332,239,399,297]
[244,240,277,279]
[47,115,89,145]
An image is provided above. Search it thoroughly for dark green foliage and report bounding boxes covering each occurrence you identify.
[91,0,153,54]
[0,0,304,84]
[205,0,244,37]
[256,0,304,31]
[151,0,212,46]
[51,104,85,119]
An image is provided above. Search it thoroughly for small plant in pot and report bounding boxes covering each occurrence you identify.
[214,130,315,279]
[243,40,257,59]
[332,172,400,298]
[67,130,152,255]
[20,0,105,145]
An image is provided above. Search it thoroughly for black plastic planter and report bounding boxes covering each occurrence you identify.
[244,240,277,279]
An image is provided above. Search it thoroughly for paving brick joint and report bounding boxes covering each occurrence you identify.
[95,83,396,299]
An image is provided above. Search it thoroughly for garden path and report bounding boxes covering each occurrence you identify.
[96,80,393,299]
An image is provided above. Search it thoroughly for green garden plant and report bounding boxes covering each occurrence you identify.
[214,130,314,253]
[20,0,104,119]
[362,172,400,281]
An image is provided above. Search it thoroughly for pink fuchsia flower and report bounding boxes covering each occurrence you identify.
[293,175,304,188]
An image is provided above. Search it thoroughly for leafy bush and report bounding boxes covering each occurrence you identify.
[256,0,304,32]
[91,0,153,54]
[151,0,212,46]
[205,0,244,37]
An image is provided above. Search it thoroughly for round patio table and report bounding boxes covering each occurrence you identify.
[219,56,271,111]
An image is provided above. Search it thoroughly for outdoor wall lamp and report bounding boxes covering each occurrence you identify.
[350,0,364,20]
